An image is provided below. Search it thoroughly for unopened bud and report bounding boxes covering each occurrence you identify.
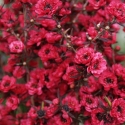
[30,19,34,23]
[88,37,92,41]
[23,62,27,66]
[115,45,121,51]
[57,24,61,28]
[6,28,10,32]
[97,23,101,28]
[70,83,74,89]
[16,34,20,37]
[105,26,110,30]
[66,43,71,47]
[84,78,88,81]
[72,20,76,23]
[67,35,71,39]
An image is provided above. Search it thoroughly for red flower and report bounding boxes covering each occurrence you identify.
[35,0,62,16]
[98,70,117,91]
[38,44,59,62]
[62,95,80,112]
[45,32,62,44]
[47,115,72,125]
[0,105,10,120]
[0,75,16,93]
[45,104,58,118]
[6,95,19,110]
[20,118,34,125]
[71,35,86,47]
[63,66,79,85]
[107,1,125,22]
[112,64,125,81]
[80,94,98,112]
[57,114,72,125]
[27,28,47,46]
[91,108,116,125]
[28,107,37,119]
[110,98,125,124]
[40,19,57,30]
[87,27,98,39]
[59,2,71,16]
[43,69,58,89]
[87,52,107,77]
[26,80,43,95]
[9,41,24,53]
[88,0,106,10]
[74,47,94,65]
[114,82,125,98]
[13,66,26,79]
[79,76,101,94]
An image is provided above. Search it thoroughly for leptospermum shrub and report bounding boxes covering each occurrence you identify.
[0,0,125,125]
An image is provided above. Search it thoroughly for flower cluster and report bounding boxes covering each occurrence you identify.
[0,0,125,125]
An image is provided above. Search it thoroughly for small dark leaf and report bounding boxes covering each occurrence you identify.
[44,100,52,104]
[98,38,109,42]
[68,112,76,119]
[70,74,80,79]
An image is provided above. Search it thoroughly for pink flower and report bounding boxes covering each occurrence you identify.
[9,41,24,53]
[87,52,107,77]
[6,95,19,110]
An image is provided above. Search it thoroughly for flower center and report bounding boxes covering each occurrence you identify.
[93,62,99,69]
[86,98,92,104]
[45,49,50,54]
[96,113,113,123]
[44,3,52,10]
[105,78,113,84]
[44,75,49,82]
[37,110,45,118]
[4,82,10,87]
[83,54,89,59]
[32,84,38,88]
[62,105,70,112]
[117,106,122,112]
[15,46,19,49]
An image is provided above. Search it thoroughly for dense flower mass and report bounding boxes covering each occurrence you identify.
[0,0,125,124]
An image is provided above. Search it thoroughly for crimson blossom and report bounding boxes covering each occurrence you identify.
[0,0,125,125]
